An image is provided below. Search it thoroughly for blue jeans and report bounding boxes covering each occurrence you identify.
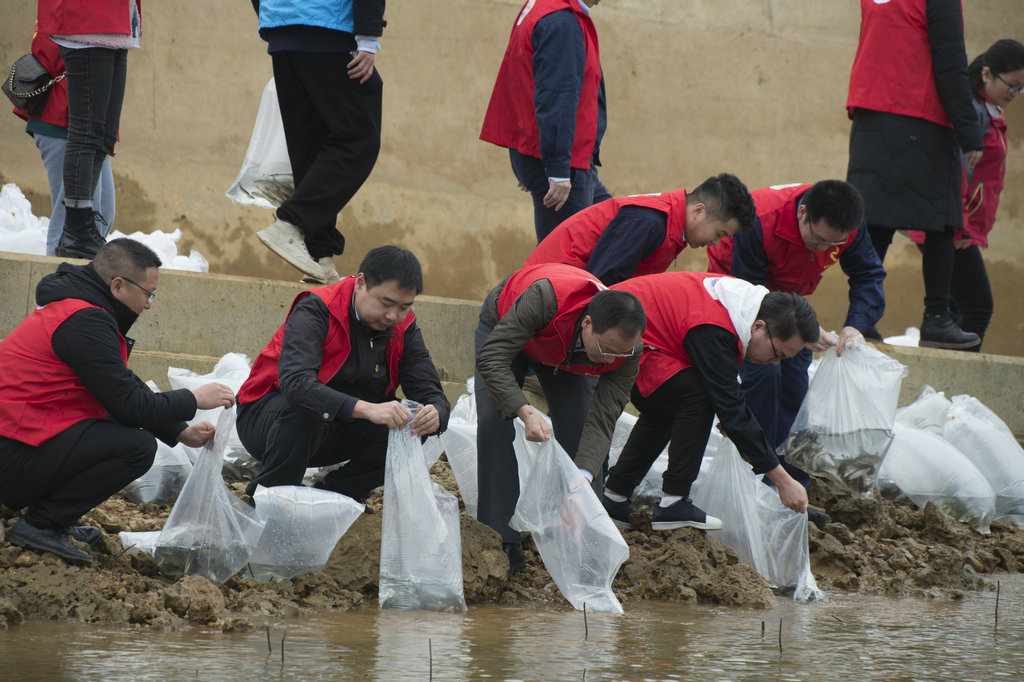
[35,133,115,255]
[508,149,610,242]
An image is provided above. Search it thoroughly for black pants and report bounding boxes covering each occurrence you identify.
[237,391,388,501]
[605,369,713,499]
[0,420,155,530]
[869,226,956,315]
[271,51,383,259]
[473,303,598,544]
[59,46,127,209]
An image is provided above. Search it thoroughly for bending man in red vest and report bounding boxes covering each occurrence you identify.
[236,246,450,502]
[603,273,816,530]
[475,263,645,573]
[480,0,610,241]
[0,239,236,563]
[524,173,756,285]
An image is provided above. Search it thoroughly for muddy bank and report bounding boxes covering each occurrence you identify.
[2,459,1023,631]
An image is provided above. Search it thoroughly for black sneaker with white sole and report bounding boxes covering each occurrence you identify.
[651,498,723,531]
[600,494,636,529]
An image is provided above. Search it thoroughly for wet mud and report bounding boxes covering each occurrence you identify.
[1,459,1022,631]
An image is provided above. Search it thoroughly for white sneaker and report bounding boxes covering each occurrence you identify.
[257,219,322,278]
[299,257,341,285]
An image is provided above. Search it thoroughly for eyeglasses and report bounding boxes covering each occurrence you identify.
[120,276,156,303]
[595,335,638,358]
[804,216,848,246]
[764,324,786,362]
[993,72,1024,95]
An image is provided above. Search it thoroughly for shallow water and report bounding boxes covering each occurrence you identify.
[3,575,1024,681]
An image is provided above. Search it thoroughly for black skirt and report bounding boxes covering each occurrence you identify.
[846,108,964,232]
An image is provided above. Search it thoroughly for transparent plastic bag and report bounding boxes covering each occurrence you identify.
[876,423,995,534]
[779,345,906,496]
[248,485,366,581]
[894,385,952,435]
[121,440,193,505]
[168,353,259,479]
[438,389,480,518]
[510,421,628,614]
[944,398,1024,527]
[225,78,293,209]
[691,440,822,601]
[152,409,266,583]
[379,402,467,612]
[117,530,160,557]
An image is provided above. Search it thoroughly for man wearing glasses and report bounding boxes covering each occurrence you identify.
[0,239,236,563]
[475,263,645,573]
[603,273,818,530]
[706,180,885,523]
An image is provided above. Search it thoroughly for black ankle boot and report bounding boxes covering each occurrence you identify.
[919,312,981,350]
[55,207,107,260]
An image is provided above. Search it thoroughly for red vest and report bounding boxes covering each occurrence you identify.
[612,272,742,397]
[706,184,854,296]
[0,299,127,446]
[37,0,139,36]
[237,277,411,405]
[479,0,601,170]
[524,189,689,278]
[846,0,957,129]
[11,23,68,128]
[496,264,625,376]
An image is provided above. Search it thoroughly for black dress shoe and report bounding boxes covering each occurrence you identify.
[807,508,831,527]
[9,518,92,563]
[919,312,981,350]
[67,525,103,545]
[863,325,884,342]
[503,542,526,576]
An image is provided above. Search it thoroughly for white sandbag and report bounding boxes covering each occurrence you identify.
[379,402,466,612]
[691,440,822,601]
[876,423,995,534]
[944,399,1024,527]
[438,386,480,518]
[510,421,628,614]
[152,409,266,583]
[121,440,193,505]
[780,345,906,496]
[894,385,952,435]
[248,485,366,581]
[225,78,294,209]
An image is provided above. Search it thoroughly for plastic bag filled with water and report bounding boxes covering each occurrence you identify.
[121,440,193,505]
[691,439,823,601]
[379,402,467,613]
[510,421,628,614]
[877,423,995,534]
[248,485,366,581]
[779,344,906,496]
[894,385,951,435]
[225,78,294,209]
[152,408,266,583]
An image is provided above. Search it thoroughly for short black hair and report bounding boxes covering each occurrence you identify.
[802,180,865,234]
[586,289,646,338]
[687,173,756,232]
[93,238,162,283]
[758,292,819,344]
[359,245,423,293]
[970,39,1024,93]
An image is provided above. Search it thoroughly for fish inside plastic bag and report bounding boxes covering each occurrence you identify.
[876,423,995,534]
[379,401,467,613]
[510,420,628,614]
[121,440,193,505]
[779,344,906,496]
[225,77,294,209]
[690,439,823,601]
[150,408,267,583]
[247,485,366,581]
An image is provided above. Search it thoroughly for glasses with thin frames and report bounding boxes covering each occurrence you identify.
[764,324,786,362]
[120,276,156,303]
[804,216,848,246]
[993,72,1024,95]
[595,335,638,358]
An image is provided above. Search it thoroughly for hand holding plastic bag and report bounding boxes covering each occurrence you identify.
[510,421,628,614]
[379,402,467,612]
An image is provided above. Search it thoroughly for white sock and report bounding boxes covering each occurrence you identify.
[603,490,627,503]
[659,494,683,508]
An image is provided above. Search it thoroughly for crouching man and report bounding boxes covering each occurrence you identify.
[603,272,817,530]
[236,245,450,502]
[0,239,235,563]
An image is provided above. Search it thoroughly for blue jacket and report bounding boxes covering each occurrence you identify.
[259,0,385,38]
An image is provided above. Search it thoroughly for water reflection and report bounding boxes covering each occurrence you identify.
[2,575,1023,681]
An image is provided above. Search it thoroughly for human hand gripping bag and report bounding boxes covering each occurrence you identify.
[225,78,294,209]
[150,408,267,583]
[510,421,629,614]
[779,344,906,496]
[379,401,467,612]
[691,439,823,601]
[248,485,366,581]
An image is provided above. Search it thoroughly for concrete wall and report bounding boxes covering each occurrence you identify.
[2,1,1024,351]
